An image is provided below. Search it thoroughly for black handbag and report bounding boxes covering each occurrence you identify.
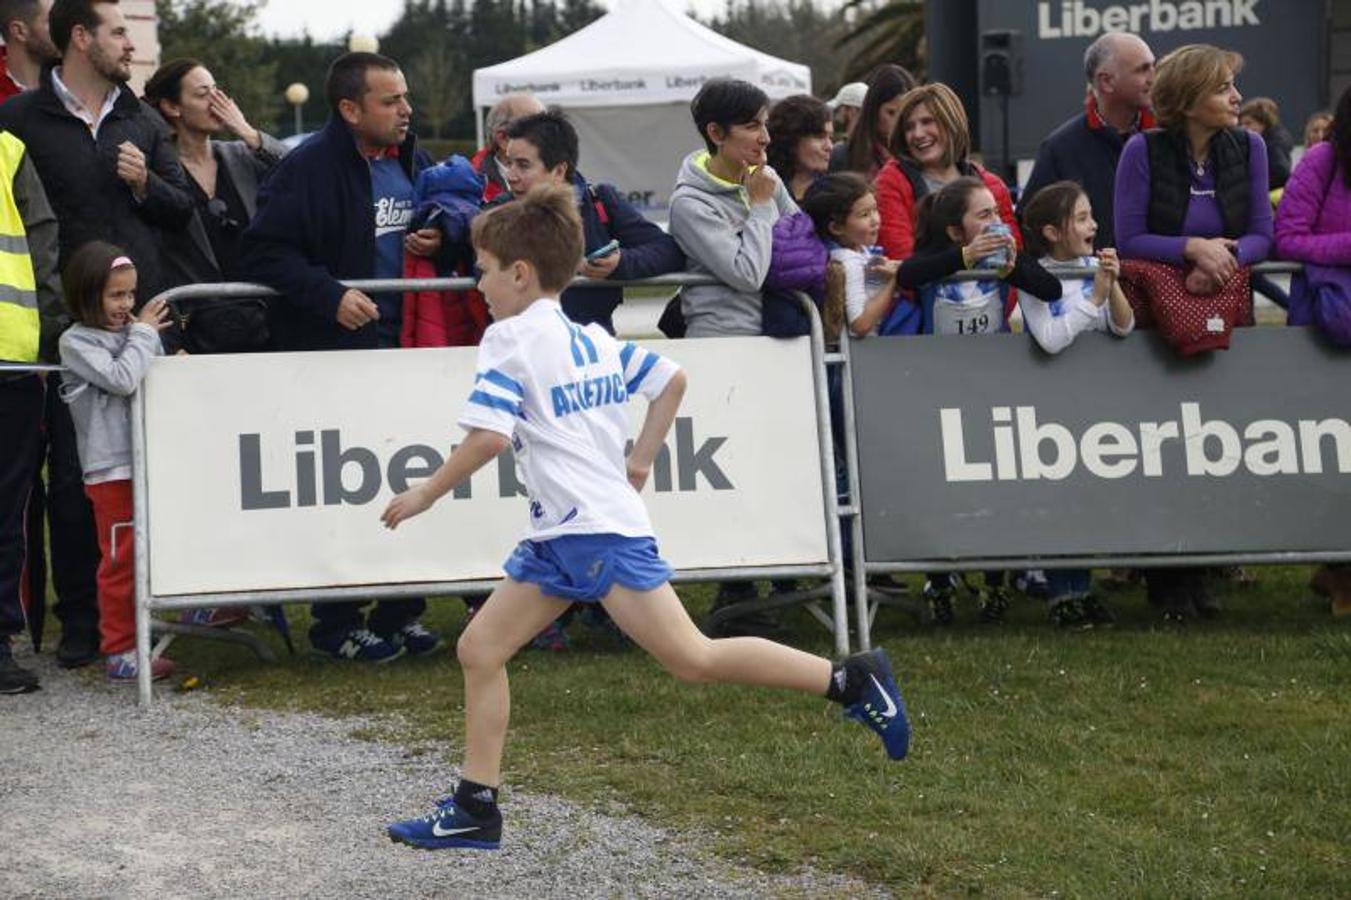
[171,296,272,354]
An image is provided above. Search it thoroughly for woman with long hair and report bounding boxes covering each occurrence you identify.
[829,63,916,180]
[144,59,285,353]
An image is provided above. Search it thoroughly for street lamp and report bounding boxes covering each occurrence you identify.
[284,82,309,137]
[348,33,380,53]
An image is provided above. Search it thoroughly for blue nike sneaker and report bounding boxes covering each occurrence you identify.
[387,797,502,850]
[843,648,911,760]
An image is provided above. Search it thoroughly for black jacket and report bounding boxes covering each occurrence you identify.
[241,117,433,351]
[1019,110,1137,249]
[160,133,287,286]
[0,67,193,303]
[482,173,684,334]
[1264,124,1294,190]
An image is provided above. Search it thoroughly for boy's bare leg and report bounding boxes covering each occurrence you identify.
[601,582,832,694]
[458,579,572,787]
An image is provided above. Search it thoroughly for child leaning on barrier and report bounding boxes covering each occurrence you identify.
[878,177,1064,625]
[1017,180,1134,627]
[797,172,1017,338]
[379,184,912,851]
[1019,181,1134,356]
[57,242,177,684]
[881,176,1064,337]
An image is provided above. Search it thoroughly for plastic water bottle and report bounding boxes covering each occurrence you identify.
[975,222,1012,270]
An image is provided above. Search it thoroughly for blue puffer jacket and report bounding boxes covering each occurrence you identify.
[411,154,483,246]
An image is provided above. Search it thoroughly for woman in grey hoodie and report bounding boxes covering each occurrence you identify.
[669,79,798,338]
[57,242,173,684]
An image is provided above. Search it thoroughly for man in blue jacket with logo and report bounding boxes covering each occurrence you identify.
[242,52,444,661]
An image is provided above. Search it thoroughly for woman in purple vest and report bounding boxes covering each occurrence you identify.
[1113,43,1273,622]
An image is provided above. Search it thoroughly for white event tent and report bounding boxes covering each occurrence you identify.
[471,0,812,215]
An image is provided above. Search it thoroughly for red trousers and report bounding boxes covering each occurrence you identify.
[85,480,134,655]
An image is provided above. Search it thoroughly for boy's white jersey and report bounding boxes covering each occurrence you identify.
[457,298,680,541]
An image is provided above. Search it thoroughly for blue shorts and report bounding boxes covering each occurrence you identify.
[503,533,673,603]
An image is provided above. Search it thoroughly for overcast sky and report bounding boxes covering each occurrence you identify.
[254,0,717,42]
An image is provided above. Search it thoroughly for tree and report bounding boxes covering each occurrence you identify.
[834,0,925,84]
[704,0,851,97]
[408,42,465,138]
[265,33,345,135]
[155,0,280,130]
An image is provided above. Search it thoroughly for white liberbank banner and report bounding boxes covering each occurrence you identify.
[142,339,827,596]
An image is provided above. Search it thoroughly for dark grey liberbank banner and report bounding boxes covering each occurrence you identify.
[974,0,1327,168]
[851,329,1351,563]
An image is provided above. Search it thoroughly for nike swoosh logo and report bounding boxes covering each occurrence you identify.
[432,823,481,837]
[869,674,897,718]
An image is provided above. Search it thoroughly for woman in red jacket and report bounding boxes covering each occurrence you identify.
[874,83,1019,265]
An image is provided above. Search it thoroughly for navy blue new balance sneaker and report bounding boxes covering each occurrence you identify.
[387,797,502,850]
[843,648,911,761]
[391,621,444,657]
[310,627,405,663]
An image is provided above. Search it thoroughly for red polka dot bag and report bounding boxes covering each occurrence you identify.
[1118,259,1253,356]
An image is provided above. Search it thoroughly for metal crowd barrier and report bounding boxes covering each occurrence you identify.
[130,275,848,704]
[7,260,1311,699]
[834,261,1316,650]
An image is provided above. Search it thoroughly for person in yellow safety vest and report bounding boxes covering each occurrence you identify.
[0,127,63,694]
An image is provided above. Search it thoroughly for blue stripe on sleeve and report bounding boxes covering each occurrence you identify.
[578,328,599,363]
[619,342,636,371]
[476,368,525,398]
[626,354,659,394]
[468,390,523,417]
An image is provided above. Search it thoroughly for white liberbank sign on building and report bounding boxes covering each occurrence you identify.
[1036,0,1261,38]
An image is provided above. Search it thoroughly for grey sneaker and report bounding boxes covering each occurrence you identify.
[0,642,40,694]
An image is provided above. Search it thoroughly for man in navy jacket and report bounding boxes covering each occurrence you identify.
[1018,32,1155,249]
[243,52,445,352]
[242,52,443,662]
[489,109,685,334]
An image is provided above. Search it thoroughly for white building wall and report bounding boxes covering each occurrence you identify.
[124,0,159,94]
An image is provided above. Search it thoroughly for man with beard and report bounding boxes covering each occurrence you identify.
[0,0,191,669]
[0,0,59,101]
[0,0,191,304]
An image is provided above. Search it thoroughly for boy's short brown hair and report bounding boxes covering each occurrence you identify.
[471,183,584,293]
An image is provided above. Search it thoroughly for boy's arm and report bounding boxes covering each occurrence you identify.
[381,428,510,529]
[628,369,687,491]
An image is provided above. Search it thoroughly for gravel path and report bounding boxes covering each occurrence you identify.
[0,645,886,899]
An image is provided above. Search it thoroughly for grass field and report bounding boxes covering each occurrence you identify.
[130,568,1348,896]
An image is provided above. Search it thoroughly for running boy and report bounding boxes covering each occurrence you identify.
[381,184,911,850]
